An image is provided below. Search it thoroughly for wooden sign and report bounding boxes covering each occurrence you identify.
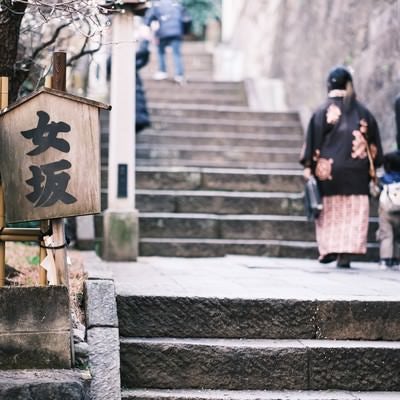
[0,88,110,223]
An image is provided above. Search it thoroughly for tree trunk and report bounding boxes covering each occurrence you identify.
[0,0,27,102]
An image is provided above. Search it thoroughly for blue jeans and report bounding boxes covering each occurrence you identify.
[158,37,184,77]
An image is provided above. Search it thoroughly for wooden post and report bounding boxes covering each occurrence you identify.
[51,51,74,367]
[1,77,8,109]
[0,183,4,288]
[44,76,53,90]
[40,72,53,285]
[0,76,8,287]
[50,52,69,287]
[53,52,66,92]
[39,220,48,286]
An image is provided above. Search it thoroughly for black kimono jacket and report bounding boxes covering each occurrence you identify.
[300,97,383,196]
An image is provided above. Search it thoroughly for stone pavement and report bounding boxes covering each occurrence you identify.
[110,256,400,301]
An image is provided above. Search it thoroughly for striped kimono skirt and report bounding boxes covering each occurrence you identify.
[315,195,369,258]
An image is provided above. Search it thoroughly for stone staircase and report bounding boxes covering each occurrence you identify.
[104,41,398,400]
[97,41,379,260]
[117,294,400,399]
[141,41,214,82]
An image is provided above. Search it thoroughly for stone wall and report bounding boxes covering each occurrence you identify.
[228,0,400,150]
[0,286,71,369]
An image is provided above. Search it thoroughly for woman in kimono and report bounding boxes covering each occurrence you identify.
[300,66,383,268]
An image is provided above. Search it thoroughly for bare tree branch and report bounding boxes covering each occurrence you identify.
[1,0,113,101]
[31,22,71,60]
[67,36,102,66]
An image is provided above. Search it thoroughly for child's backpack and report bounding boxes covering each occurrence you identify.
[380,182,400,214]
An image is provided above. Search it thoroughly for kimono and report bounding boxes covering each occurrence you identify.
[300,94,383,258]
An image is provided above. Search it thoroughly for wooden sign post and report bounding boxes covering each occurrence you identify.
[0,53,110,285]
[51,51,68,286]
[0,77,6,287]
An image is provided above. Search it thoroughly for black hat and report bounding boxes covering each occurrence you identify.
[327,66,353,91]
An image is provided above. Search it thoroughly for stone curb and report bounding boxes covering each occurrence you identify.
[85,280,118,328]
[0,369,91,399]
[83,251,121,400]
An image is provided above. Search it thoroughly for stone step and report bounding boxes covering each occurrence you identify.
[140,213,316,240]
[144,53,212,68]
[0,370,90,399]
[120,337,400,391]
[143,79,245,92]
[145,53,213,64]
[137,238,378,259]
[102,158,299,171]
[133,160,300,169]
[117,296,400,340]
[132,144,301,164]
[146,90,246,102]
[132,190,380,217]
[146,93,248,105]
[88,235,377,260]
[142,64,213,75]
[142,71,214,81]
[174,41,211,54]
[148,104,299,122]
[134,190,304,215]
[94,213,317,243]
[99,113,301,134]
[101,167,304,192]
[131,213,377,242]
[145,85,245,97]
[147,96,247,106]
[150,117,302,134]
[146,214,376,241]
[144,60,213,71]
[146,41,210,55]
[135,131,303,148]
[136,167,304,191]
[122,388,400,400]
[102,187,377,218]
[142,60,213,75]
[100,189,304,214]
[101,129,303,146]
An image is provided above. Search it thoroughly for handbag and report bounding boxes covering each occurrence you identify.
[304,175,323,221]
[365,141,381,198]
[360,118,381,198]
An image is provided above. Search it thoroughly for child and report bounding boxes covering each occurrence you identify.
[378,150,400,268]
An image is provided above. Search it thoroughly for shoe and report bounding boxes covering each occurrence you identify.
[319,253,337,264]
[379,258,399,270]
[380,258,393,267]
[336,253,351,269]
[173,75,185,85]
[153,71,168,81]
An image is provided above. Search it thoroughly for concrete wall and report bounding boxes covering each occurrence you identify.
[221,0,246,41]
[227,0,400,150]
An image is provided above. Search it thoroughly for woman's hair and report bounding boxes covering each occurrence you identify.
[327,66,356,112]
